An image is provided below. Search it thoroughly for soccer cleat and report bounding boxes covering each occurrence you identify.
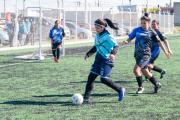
[83,98,92,104]
[153,83,161,93]
[136,87,144,94]
[53,57,58,63]
[160,70,166,79]
[118,87,125,101]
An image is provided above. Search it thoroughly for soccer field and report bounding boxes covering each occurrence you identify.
[0,34,180,120]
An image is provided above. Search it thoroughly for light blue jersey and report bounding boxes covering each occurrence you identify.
[95,30,118,59]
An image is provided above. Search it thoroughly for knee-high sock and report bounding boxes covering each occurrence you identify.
[84,73,98,99]
[100,77,122,93]
[149,76,158,86]
[136,76,143,87]
[152,65,163,73]
[57,48,60,59]
[52,49,56,58]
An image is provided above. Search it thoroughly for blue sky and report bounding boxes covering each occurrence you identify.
[0,0,180,12]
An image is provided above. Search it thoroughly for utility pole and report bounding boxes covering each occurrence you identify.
[85,0,88,23]
[4,0,6,17]
[129,0,132,31]
[23,0,26,17]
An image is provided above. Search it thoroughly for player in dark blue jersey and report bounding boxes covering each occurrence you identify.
[83,18,125,103]
[122,14,170,94]
[49,20,65,62]
[148,20,172,79]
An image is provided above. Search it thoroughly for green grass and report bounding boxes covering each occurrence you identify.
[0,34,180,120]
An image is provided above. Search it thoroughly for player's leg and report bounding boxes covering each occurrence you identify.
[52,43,57,62]
[142,67,161,93]
[134,57,144,94]
[133,64,144,94]
[150,53,166,79]
[84,72,98,103]
[56,42,62,61]
[83,61,100,103]
[100,62,125,101]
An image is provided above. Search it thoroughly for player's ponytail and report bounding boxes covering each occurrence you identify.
[94,18,119,30]
[141,12,150,22]
[104,18,119,30]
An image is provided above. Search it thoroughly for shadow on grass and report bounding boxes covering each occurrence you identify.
[69,80,135,84]
[0,100,72,106]
[32,93,117,98]
[128,92,155,96]
[0,99,117,106]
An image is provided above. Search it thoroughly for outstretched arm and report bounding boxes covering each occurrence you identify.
[156,36,170,59]
[164,40,173,55]
[84,46,96,60]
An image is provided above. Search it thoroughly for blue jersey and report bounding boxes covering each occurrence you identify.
[49,26,64,43]
[94,30,118,59]
[151,29,166,58]
[128,27,159,58]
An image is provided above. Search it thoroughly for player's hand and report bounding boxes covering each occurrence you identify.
[84,53,90,60]
[84,54,89,60]
[122,40,128,46]
[165,52,171,59]
[109,54,115,61]
[168,49,173,55]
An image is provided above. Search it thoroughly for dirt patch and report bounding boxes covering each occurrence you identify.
[45,46,92,55]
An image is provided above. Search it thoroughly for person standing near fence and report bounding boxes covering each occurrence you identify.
[83,18,125,103]
[147,19,173,79]
[49,20,65,63]
[122,14,170,94]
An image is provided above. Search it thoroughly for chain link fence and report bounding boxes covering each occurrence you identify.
[0,0,175,57]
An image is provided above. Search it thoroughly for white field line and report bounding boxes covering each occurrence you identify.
[0,36,127,52]
[0,60,39,68]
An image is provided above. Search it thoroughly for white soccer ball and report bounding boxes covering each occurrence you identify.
[71,93,84,105]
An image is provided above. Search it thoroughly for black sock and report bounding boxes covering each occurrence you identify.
[57,48,60,59]
[84,73,98,99]
[52,49,56,58]
[136,76,143,87]
[149,76,158,86]
[100,78,122,93]
[152,65,163,73]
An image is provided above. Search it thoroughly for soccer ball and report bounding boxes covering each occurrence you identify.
[71,93,83,105]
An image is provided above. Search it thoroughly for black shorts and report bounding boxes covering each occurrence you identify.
[52,42,62,50]
[135,55,150,69]
[149,53,159,64]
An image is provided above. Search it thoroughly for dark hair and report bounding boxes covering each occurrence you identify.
[152,19,159,25]
[94,18,119,30]
[55,20,59,24]
[141,13,150,22]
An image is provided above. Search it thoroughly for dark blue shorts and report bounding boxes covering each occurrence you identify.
[149,53,159,64]
[90,54,114,78]
[135,55,150,69]
[52,42,62,50]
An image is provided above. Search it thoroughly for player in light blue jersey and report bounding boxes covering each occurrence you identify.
[83,18,125,103]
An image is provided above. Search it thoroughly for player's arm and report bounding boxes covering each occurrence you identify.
[109,45,119,61]
[163,40,172,55]
[121,28,136,46]
[62,28,65,37]
[49,29,54,44]
[157,31,173,55]
[84,46,96,60]
[156,35,170,59]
